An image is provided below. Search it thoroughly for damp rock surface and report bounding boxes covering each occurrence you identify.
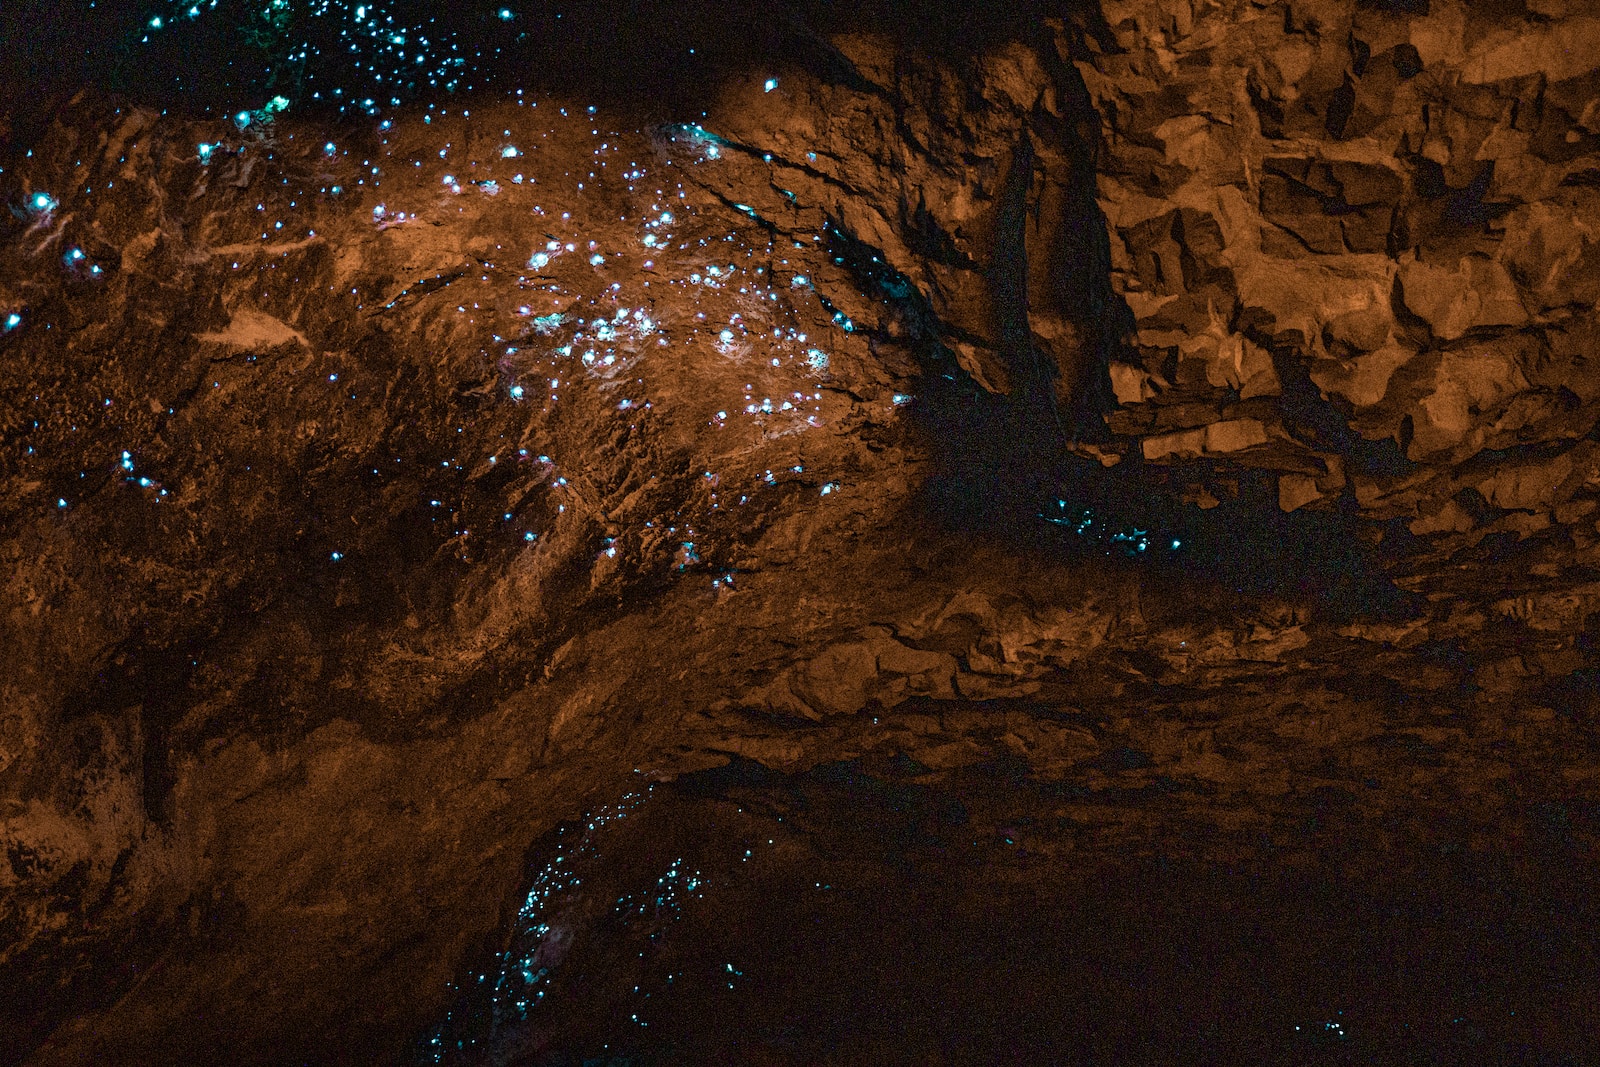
[2,1,1599,1064]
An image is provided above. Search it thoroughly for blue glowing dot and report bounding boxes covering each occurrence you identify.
[510,385,524,399]
[324,142,337,156]
[197,143,214,163]
[589,253,605,265]
[29,192,57,213]
[502,146,519,157]
[764,78,778,92]
[57,498,67,508]
[149,16,163,28]
[719,329,734,343]
[120,451,133,471]
[4,313,20,330]
[138,477,153,487]
[524,531,536,541]
[499,7,514,18]
[331,551,343,561]
[1171,540,1182,550]
[373,204,386,218]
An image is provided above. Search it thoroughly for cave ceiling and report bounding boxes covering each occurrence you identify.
[2,0,1599,1062]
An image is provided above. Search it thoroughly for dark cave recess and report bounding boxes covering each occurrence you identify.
[0,0,1107,130]
[418,756,1600,1066]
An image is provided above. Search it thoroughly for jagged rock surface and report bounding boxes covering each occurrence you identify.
[1076,0,1600,550]
[1,2,1599,1063]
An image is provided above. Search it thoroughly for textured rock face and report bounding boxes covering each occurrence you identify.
[1076,0,1600,547]
[2,2,1600,1063]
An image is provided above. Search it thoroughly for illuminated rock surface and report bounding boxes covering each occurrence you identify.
[2,0,1599,1063]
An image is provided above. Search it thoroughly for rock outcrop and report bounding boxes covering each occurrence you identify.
[1075,0,1600,553]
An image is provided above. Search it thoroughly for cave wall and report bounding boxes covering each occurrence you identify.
[2,1,1599,1062]
[1075,0,1600,539]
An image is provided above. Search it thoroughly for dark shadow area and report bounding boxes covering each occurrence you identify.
[2,0,1105,135]
[416,756,1600,1066]
[819,200,1419,624]
[0,906,177,1067]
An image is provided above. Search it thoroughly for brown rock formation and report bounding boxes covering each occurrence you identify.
[1077,0,1600,537]
[1,1,1598,1062]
